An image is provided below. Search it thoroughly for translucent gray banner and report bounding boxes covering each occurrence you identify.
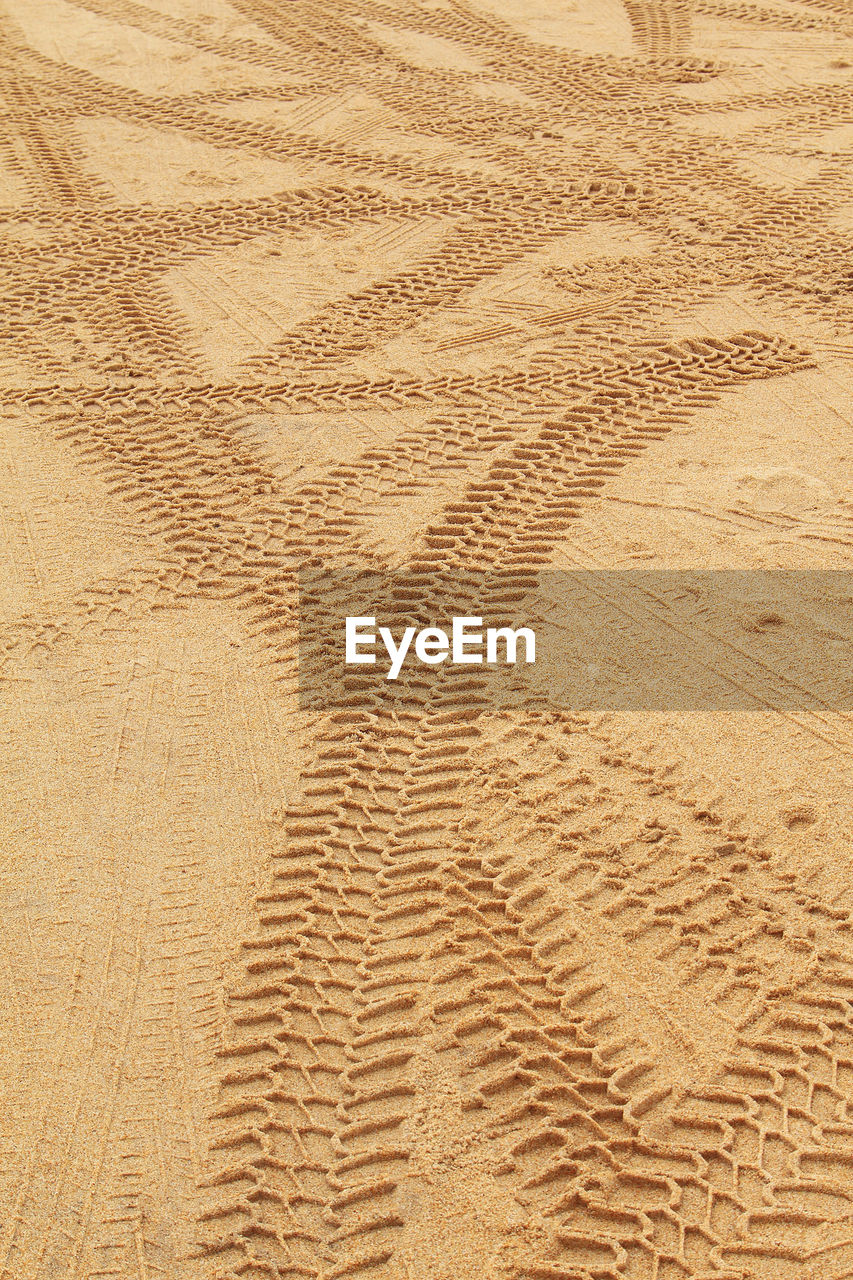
[298,569,853,713]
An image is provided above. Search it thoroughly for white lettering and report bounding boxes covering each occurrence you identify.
[486,626,536,664]
[345,616,536,677]
[346,616,376,663]
[379,626,416,680]
[452,616,483,664]
[415,627,449,663]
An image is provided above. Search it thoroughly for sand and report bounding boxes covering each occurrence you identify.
[1,0,853,1277]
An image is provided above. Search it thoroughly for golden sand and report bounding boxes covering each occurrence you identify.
[1,1,852,1277]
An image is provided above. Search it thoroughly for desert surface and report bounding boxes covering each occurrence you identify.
[1,0,853,1278]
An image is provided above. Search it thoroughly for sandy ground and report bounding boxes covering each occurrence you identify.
[1,0,853,1278]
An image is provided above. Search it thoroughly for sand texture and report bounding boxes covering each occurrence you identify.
[2,0,853,1277]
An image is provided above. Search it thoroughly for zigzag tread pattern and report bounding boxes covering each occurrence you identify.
[0,0,852,1278]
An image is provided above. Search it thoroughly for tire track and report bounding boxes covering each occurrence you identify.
[1,2,852,1277]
